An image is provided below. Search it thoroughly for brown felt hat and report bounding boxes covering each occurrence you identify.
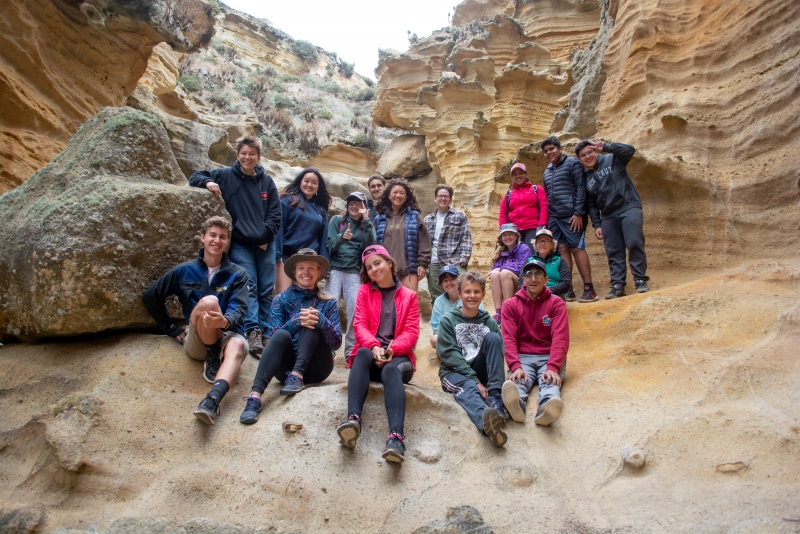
[283,248,330,281]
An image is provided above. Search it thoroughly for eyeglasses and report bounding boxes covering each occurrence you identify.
[523,270,545,279]
[435,195,451,199]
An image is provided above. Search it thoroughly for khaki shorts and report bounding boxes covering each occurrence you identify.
[183,323,249,361]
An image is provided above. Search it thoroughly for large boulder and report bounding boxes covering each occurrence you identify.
[0,107,227,341]
[376,134,432,179]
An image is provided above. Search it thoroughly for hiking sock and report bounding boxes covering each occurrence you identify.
[209,379,230,402]
[584,283,594,291]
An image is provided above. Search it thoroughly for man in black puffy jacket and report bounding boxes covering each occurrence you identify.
[541,137,597,303]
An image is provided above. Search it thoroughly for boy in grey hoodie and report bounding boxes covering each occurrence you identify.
[437,271,510,447]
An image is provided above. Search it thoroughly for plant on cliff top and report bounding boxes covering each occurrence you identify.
[178,75,200,92]
[292,40,319,63]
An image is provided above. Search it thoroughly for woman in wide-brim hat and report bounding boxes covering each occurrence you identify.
[489,223,531,323]
[239,249,342,425]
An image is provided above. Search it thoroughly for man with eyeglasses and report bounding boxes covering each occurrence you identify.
[575,139,649,299]
[500,258,569,426]
[423,184,473,300]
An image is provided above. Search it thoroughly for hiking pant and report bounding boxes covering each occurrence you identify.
[512,353,566,405]
[250,328,333,394]
[441,332,504,432]
[325,270,360,357]
[347,348,413,435]
[229,240,276,334]
[600,206,648,285]
[427,263,467,301]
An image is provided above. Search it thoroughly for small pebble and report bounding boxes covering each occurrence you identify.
[622,446,646,468]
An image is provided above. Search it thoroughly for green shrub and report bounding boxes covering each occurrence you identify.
[364,77,375,88]
[274,95,294,109]
[351,133,370,147]
[207,0,221,15]
[208,90,233,110]
[292,40,318,63]
[318,109,333,120]
[260,135,277,149]
[257,66,277,77]
[279,74,300,83]
[338,61,355,78]
[203,55,217,64]
[178,75,200,92]
[325,64,335,78]
[351,87,376,102]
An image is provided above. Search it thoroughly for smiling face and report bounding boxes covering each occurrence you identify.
[535,236,554,257]
[459,280,485,315]
[511,167,528,186]
[440,274,458,299]
[389,185,407,211]
[300,172,319,199]
[501,231,519,249]
[523,268,548,299]
[294,260,321,290]
[200,225,230,260]
[577,145,598,170]
[237,145,259,175]
[368,178,385,202]
[435,188,452,212]
[347,199,364,219]
[365,255,394,286]
[542,143,562,165]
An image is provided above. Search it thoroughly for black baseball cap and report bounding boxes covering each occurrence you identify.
[345,191,367,203]
[521,257,546,274]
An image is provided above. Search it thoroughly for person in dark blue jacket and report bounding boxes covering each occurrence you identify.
[142,216,250,426]
[189,136,282,359]
[274,168,332,294]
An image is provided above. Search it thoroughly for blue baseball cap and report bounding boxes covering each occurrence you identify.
[438,264,460,283]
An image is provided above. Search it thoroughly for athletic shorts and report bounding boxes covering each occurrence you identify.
[183,323,248,361]
[548,217,586,250]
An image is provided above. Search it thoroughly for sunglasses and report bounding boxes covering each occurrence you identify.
[523,270,545,280]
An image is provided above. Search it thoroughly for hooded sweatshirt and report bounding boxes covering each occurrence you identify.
[501,286,569,374]
[327,214,376,273]
[437,308,502,383]
[189,161,281,246]
[275,195,329,261]
[498,180,548,231]
[584,142,641,228]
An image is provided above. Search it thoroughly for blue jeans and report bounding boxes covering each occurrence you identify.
[229,241,276,334]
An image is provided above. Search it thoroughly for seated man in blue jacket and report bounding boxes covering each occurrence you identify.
[142,216,250,426]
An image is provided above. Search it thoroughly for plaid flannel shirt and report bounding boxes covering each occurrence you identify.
[423,208,472,267]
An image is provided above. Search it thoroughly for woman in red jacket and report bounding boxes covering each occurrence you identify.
[498,162,549,254]
[336,245,420,464]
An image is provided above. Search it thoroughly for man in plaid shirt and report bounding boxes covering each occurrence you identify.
[424,185,473,300]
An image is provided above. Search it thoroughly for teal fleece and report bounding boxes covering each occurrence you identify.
[437,307,502,383]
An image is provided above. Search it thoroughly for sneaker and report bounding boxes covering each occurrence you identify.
[635,279,650,293]
[501,380,526,423]
[493,312,501,325]
[563,290,577,302]
[605,283,626,300]
[382,432,405,463]
[487,393,507,420]
[193,394,220,425]
[239,395,263,425]
[280,373,305,395]
[203,343,221,384]
[337,414,361,448]
[247,330,264,359]
[534,397,563,426]
[482,407,508,448]
[578,289,599,303]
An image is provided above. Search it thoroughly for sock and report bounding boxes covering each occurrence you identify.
[209,379,229,402]
[584,283,594,291]
[205,342,221,360]
[489,388,501,398]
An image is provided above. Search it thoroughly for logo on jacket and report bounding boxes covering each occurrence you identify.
[216,286,228,292]
[542,315,551,326]
[587,177,596,189]
[261,192,268,200]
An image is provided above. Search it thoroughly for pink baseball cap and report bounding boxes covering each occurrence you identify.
[362,244,391,264]
[510,162,527,174]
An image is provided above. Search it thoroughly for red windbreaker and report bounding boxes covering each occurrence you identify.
[498,181,549,230]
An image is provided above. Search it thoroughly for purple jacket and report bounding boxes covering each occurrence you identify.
[492,242,530,275]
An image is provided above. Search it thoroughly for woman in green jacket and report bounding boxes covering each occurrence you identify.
[531,228,572,299]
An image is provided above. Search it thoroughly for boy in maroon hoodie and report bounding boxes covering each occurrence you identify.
[500,258,569,426]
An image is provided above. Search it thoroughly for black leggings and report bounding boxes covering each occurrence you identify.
[347,348,413,434]
[251,328,333,394]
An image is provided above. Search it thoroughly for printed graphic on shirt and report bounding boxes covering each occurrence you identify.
[455,323,490,363]
[216,286,228,292]
[542,315,552,326]
[261,192,268,200]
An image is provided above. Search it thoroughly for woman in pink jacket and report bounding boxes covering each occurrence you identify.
[498,162,548,254]
[336,245,420,464]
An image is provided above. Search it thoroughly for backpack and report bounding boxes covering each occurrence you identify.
[504,184,539,221]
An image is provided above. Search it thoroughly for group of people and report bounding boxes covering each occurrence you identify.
[142,133,650,463]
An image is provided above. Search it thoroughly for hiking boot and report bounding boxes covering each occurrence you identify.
[247,330,264,359]
[635,279,650,293]
[605,283,626,300]
[337,414,361,448]
[534,397,563,426]
[382,432,405,463]
[488,393,507,420]
[482,407,508,448]
[502,380,526,423]
[193,394,220,425]
[239,395,263,425]
[578,289,599,303]
[563,290,577,302]
[280,373,305,395]
[203,343,221,384]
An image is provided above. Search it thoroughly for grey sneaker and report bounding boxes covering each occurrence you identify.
[280,373,305,395]
[381,432,405,463]
[337,414,361,448]
[502,380,526,423]
[482,407,508,448]
[605,283,626,300]
[247,329,264,359]
[563,290,577,302]
[193,394,220,425]
[578,289,599,303]
[534,397,563,426]
[635,279,650,293]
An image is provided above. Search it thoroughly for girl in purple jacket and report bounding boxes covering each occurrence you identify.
[489,223,530,323]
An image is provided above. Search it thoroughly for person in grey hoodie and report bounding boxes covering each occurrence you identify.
[576,139,650,299]
[437,271,511,448]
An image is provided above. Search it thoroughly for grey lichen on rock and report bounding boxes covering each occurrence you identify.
[413,506,493,533]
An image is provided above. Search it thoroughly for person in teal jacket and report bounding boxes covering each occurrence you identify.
[530,228,571,299]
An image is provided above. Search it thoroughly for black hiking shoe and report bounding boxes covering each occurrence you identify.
[563,290,577,302]
[578,289,599,303]
[280,373,305,395]
[239,395,263,425]
[193,394,220,425]
[247,329,264,359]
[534,397,563,426]
[482,407,508,448]
[337,414,361,448]
[502,380,526,423]
[635,279,650,293]
[203,343,221,384]
[605,283,626,300]
[488,393,507,420]
[382,432,405,463]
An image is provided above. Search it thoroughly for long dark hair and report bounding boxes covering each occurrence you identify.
[375,178,420,215]
[281,168,331,212]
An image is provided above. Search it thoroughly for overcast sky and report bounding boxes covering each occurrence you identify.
[221,0,458,79]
